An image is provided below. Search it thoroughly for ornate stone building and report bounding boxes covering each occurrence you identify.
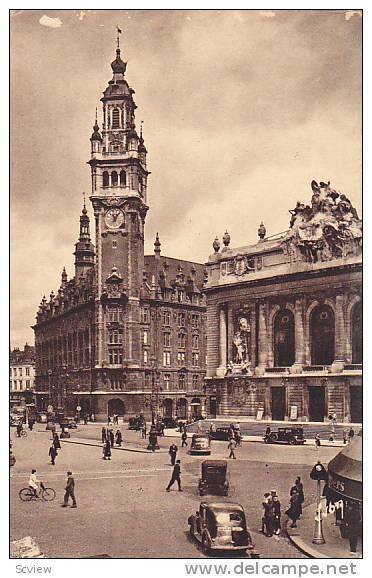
[33,41,207,421]
[204,181,362,423]
[10,344,36,407]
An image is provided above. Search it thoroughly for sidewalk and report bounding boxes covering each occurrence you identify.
[287,501,362,558]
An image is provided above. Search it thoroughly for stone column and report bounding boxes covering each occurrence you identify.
[333,294,345,372]
[292,298,304,373]
[216,305,227,377]
[250,306,257,368]
[264,384,272,419]
[266,305,274,368]
[256,302,268,375]
[343,383,351,422]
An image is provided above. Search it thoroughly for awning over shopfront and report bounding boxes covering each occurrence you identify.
[327,433,362,502]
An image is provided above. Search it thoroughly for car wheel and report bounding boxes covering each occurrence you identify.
[202,534,210,554]
[270,433,278,442]
[289,438,297,445]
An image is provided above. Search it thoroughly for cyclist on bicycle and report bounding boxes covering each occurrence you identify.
[28,469,40,497]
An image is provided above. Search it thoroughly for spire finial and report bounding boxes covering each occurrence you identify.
[82,192,87,214]
[140,120,144,139]
[154,232,161,256]
[95,107,98,124]
[116,25,122,50]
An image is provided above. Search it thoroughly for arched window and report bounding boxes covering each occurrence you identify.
[120,170,126,187]
[102,171,109,187]
[310,305,335,365]
[112,108,120,129]
[111,171,118,187]
[274,309,295,367]
[352,302,362,363]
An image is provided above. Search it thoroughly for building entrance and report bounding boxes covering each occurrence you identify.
[350,386,362,423]
[308,386,325,422]
[209,396,217,418]
[271,388,286,421]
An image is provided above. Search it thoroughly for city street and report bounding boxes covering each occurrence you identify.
[10,423,341,558]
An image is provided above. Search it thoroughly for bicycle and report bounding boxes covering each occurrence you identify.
[16,429,27,438]
[19,482,56,502]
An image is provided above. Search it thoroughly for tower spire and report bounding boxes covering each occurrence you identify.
[116,25,122,50]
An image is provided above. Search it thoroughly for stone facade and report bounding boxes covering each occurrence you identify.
[33,42,207,421]
[205,182,362,423]
[10,344,36,406]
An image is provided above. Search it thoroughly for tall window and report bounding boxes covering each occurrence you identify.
[274,309,295,367]
[103,171,109,187]
[177,352,186,366]
[111,171,118,187]
[352,302,362,364]
[120,170,126,187]
[163,351,171,366]
[26,367,30,376]
[192,334,199,349]
[108,307,121,322]
[178,332,186,348]
[143,329,149,345]
[112,107,120,128]
[191,314,199,328]
[178,312,186,327]
[163,310,171,326]
[143,350,149,364]
[179,373,186,389]
[142,308,149,323]
[164,374,170,390]
[108,349,122,365]
[192,352,199,366]
[163,333,171,347]
[192,374,198,389]
[310,305,335,365]
[108,329,122,344]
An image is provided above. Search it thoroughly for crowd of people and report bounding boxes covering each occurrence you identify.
[261,477,305,537]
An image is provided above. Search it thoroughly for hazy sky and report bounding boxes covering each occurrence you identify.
[10,9,362,347]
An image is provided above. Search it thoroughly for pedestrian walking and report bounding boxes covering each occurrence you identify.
[62,471,77,508]
[169,443,178,466]
[107,415,112,425]
[49,444,58,466]
[16,421,23,437]
[115,429,122,446]
[291,477,304,516]
[343,429,348,445]
[228,438,237,459]
[90,412,95,422]
[101,427,107,444]
[285,488,301,528]
[262,493,274,537]
[234,430,242,447]
[348,427,355,443]
[28,418,35,431]
[53,432,61,450]
[141,423,147,438]
[166,459,182,492]
[265,426,271,436]
[109,429,115,448]
[103,439,112,460]
[272,494,281,535]
[228,424,235,441]
[181,431,188,447]
[315,433,321,449]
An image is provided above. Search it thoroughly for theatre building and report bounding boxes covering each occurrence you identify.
[204,180,362,423]
[33,41,207,421]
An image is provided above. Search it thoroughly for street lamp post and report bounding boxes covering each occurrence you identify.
[150,355,159,425]
[47,370,52,409]
[310,460,327,545]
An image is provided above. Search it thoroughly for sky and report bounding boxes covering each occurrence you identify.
[10,9,362,348]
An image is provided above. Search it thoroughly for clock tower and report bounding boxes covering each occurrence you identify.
[88,38,149,381]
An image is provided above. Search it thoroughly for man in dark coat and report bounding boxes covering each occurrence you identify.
[291,477,304,516]
[109,429,115,448]
[101,427,107,444]
[49,444,58,465]
[115,430,122,446]
[181,431,188,447]
[166,460,182,492]
[53,432,61,450]
[346,504,361,554]
[103,439,112,460]
[262,494,274,537]
[272,494,281,535]
[286,489,301,528]
[62,471,77,507]
[169,443,178,465]
[28,418,35,431]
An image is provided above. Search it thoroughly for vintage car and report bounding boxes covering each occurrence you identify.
[60,417,77,429]
[264,427,306,445]
[162,417,178,429]
[198,460,229,496]
[190,433,211,455]
[188,502,254,554]
[128,417,143,430]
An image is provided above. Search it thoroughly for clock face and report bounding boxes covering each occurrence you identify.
[105,208,124,229]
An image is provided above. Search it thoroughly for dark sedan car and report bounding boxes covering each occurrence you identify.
[264,427,306,445]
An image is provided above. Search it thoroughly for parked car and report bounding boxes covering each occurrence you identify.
[128,417,143,430]
[190,433,211,455]
[209,425,240,441]
[188,502,255,554]
[36,412,48,423]
[198,460,229,496]
[60,417,77,429]
[264,427,306,445]
[162,417,178,429]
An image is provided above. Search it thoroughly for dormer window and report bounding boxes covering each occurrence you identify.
[112,108,120,129]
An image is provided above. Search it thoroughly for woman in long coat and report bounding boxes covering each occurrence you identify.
[285,489,302,528]
[103,439,112,460]
[53,432,61,450]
